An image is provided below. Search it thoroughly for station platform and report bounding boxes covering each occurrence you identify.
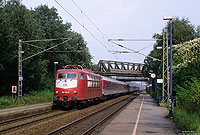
[0,102,52,121]
[98,94,177,135]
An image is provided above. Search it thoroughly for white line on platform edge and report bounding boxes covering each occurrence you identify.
[132,96,144,135]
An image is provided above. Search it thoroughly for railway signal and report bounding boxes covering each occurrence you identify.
[12,86,17,93]
[12,86,17,99]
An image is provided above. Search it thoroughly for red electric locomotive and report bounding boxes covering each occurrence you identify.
[53,65,102,108]
[53,65,137,109]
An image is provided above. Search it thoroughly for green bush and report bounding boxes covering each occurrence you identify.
[175,77,200,113]
[0,89,53,109]
[173,108,200,132]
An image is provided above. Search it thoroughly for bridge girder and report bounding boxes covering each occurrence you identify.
[96,60,147,77]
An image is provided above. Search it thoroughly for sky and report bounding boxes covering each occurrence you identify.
[22,0,200,64]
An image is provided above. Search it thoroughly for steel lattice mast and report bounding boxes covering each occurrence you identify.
[162,29,169,102]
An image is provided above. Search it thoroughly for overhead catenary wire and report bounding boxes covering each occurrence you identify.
[108,38,162,61]
[108,39,162,42]
[136,44,154,52]
[53,0,110,51]
[109,44,154,54]
[108,51,132,54]
[22,37,70,43]
[71,0,116,51]
[24,38,83,53]
[23,42,45,50]
[55,0,118,60]
[109,40,161,62]
[22,38,72,61]
[71,0,109,39]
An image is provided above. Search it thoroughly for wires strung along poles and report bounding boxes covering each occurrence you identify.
[108,39,161,62]
[54,0,119,60]
[18,38,72,100]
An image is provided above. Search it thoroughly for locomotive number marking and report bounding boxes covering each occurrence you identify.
[63,83,68,87]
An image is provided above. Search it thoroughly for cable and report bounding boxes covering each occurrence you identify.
[109,40,161,62]
[23,42,45,49]
[22,38,72,61]
[108,39,162,42]
[71,0,115,49]
[109,44,154,54]
[22,37,70,43]
[71,0,109,39]
[54,0,110,51]
[137,44,154,52]
[70,0,119,60]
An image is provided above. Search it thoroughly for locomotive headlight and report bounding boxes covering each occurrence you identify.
[56,91,58,94]
[73,91,77,94]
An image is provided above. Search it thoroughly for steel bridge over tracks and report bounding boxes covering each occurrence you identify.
[96,60,148,81]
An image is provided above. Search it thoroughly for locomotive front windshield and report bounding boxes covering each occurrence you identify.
[57,73,77,79]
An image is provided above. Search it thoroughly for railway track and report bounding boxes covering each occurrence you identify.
[0,109,68,134]
[0,110,53,126]
[48,94,138,135]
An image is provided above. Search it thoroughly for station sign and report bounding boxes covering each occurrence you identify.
[157,79,163,83]
[19,77,23,81]
[12,86,17,93]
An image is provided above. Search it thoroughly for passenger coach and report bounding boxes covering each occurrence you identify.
[102,76,128,96]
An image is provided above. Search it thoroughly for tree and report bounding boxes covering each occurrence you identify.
[0,0,35,95]
[22,5,92,93]
[144,17,197,76]
[169,18,196,45]
[0,1,92,96]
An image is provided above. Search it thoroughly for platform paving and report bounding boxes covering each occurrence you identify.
[99,94,176,135]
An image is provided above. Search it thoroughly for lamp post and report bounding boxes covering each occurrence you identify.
[163,16,173,116]
[54,62,58,78]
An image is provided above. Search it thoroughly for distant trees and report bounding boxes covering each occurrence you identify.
[144,17,198,77]
[0,0,92,95]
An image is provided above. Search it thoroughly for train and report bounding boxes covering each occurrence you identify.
[53,65,137,108]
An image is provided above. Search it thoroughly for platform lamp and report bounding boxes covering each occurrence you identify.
[54,62,58,78]
[163,16,173,116]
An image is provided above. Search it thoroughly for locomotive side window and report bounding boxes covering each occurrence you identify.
[80,73,84,79]
[57,73,77,79]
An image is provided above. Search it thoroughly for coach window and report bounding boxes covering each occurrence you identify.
[80,73,84,79]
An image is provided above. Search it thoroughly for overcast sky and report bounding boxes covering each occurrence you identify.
[22,0,200,64]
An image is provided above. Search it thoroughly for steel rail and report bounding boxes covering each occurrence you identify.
[0,110,54,126]
[48,94,138,135]
[0,110,68,134]
[81,96,136,135]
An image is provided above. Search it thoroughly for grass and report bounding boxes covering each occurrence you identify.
[173,107,200,132]
[0,89,53,109]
